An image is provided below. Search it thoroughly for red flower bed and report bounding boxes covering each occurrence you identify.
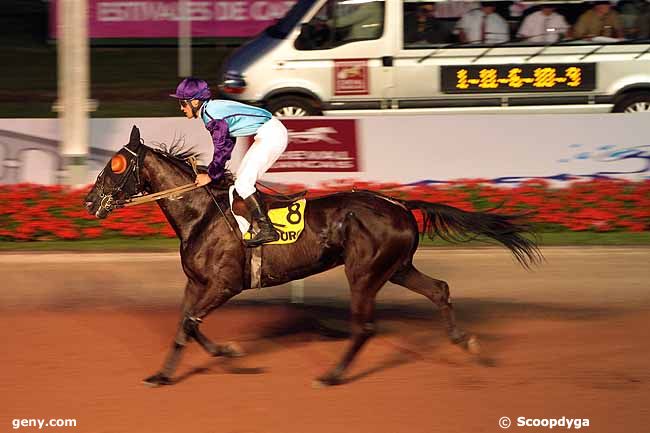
[0,179,648,241]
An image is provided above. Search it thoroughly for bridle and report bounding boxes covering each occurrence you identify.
[96,143,147,213]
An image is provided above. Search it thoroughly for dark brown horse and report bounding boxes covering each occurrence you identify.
[84,126,541,387]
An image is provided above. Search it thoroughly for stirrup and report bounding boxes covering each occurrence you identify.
[242,192,279,247]
[244,225,280,247]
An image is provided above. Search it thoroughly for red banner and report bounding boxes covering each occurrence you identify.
[269,119,359,172]
[49,0,296,39]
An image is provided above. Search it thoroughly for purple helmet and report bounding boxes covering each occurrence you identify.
[170,77,212,101]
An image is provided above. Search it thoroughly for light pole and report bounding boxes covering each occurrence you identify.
[57,0,90,186]
[179,0,192,77]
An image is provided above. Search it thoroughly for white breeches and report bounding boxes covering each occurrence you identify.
[234,117,288,199]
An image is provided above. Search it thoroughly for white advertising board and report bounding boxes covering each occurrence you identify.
[0,114,648,186]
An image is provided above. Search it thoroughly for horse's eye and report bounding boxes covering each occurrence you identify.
[111,154,127,174]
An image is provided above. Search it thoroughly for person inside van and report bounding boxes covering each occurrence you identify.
[619,0,644,37]
[634,1,650,38]
[517,3,570,43]
[573,0,624,39]
[454,1,510,44]
[170,77,288,247]
[404,3,453,45]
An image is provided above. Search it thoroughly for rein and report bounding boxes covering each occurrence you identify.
[118,182,201,207]
[116,155,202,208]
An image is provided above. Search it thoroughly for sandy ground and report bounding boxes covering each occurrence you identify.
[1,247,649,433]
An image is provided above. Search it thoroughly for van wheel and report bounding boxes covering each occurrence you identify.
[267,96,321,117]
[613,92,650,113]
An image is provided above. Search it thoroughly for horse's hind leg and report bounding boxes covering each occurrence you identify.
[315,285,379,387]
[315,247,404,387]
[390,265,474,348]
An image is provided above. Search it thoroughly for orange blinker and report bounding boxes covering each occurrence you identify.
[111,154,128,174]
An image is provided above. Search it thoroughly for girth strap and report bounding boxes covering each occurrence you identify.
[243,246,262,290]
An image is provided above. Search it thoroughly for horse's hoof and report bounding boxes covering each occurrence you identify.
[207,342,245,358]
[449,328,467,345]
[142,373,173,387]
[467,335,481,355]
[312,374,342,388]
[221,342,245,358]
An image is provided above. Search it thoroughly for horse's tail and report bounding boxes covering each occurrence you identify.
[403,200,542,268]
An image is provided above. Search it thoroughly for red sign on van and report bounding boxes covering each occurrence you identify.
[334,60,369,96]
[269,119,359,172]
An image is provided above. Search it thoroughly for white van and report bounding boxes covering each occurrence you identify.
[218,0,650,116]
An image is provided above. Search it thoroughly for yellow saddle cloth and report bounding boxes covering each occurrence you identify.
[243,199,306,245]
[229,187,306,245]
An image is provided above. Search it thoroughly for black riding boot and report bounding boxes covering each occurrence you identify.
[243,191,280,247]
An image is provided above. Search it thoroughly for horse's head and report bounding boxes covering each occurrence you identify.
[85,125,148,219]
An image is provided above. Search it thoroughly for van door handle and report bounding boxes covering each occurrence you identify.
[274,62,295,70]
[382,56,393,67]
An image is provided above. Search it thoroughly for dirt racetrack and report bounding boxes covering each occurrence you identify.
[1,247,649,433]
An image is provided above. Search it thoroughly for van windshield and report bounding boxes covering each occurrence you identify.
[266,0,319,39]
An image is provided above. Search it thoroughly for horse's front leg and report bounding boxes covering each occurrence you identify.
[185,266,244,352]
[190,320,244,358]
[143,280,242,387]
[143,287,195,387]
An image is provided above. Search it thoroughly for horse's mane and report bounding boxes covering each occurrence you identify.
[147,137,234,187]
[149,137,203,168]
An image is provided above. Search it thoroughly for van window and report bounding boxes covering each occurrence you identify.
[295,0,385,50]
[402,0,650,50]
[403,2,455,46]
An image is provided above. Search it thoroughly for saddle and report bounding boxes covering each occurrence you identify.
[260,189,307,208]
[209,169,307,210]
[228,188,306,217]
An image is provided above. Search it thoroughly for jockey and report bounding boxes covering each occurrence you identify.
[170,77,288,247]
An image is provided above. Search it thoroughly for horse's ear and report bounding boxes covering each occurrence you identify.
[129,125,141,146]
